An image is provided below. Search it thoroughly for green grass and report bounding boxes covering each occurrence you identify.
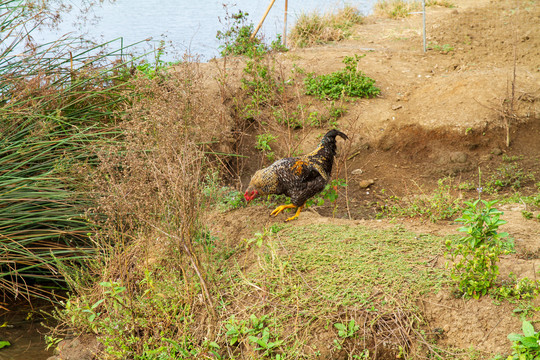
[242,224,448,309]
[213,223,451,357]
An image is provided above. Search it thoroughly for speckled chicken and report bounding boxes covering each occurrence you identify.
[244,129,348,221]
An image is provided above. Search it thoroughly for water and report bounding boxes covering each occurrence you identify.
[0,301,54,360]
[35,0,377,62]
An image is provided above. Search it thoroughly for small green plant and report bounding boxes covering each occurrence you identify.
[255,133,278,161]
[225,315,250,346]
[304,55,380,100]
[270,34,288,53]
[272,106,303,129]
[225,314,283,357]
[353,350,370,359]
[134,40,173,79]
[334,319,359,338]
[492,273,540,300]
[44,335,61,350]
[446,200,510,299]
[306,178,347,207]
[484,163,535,194]
[507,319,540,359]
[522,210,534,220]
[216,9,261,57]
[429,42,454,53]
[377,178,462,222]
[241,56,285,123]
[216,8,287,57]
[248,327,284,357]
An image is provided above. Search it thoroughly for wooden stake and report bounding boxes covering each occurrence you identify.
[283,0,288,46]
[250,0,277,40]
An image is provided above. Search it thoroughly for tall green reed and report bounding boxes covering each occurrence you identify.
[0,0,141,301]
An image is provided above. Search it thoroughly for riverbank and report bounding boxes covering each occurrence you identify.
[9,0,540,358]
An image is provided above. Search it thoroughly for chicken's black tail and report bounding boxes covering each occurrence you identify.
[323,129,348,141]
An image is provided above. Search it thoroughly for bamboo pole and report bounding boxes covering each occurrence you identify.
[422,0,426,52]
[250,0,277,40]
[283,0,288,46]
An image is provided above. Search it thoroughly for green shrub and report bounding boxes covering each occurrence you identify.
[216,9,287,57]
[304,55,380,100]
[446,200,510,298]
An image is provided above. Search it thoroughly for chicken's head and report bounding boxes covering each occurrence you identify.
[244,186,259,202]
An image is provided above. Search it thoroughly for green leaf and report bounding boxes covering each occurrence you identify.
[247,335,259,344]
[508,333,524,342]
[523,320,535,337]
[520,336,539,349]
[0,341,10,349]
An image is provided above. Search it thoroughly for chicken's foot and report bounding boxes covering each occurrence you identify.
[270,204,296,217]
[285,205,304,222]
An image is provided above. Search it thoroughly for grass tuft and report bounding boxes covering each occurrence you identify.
[289,5,363,48]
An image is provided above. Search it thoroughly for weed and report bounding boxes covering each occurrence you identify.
[507,319,540,359]
[446,200,511,299]
[426,0,454,7]
[240,55,285,122]
[378,178,462,222]
[272,106,303,129]
[216,9,262,57]
[334,319,360,338]
[375,0,421,18]
[217,7,287,58]
[484,163,535,194]
[255,133,278,161]
[522,210,534,220]
[225,314,283,357]
[306,102,346,127]
[306,178,347,210]
[429,42,455,53]
[304,55,380,100]
[492,273,540,301]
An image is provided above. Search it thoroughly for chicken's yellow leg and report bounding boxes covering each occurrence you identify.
[285,205,304,222]
[270,204,296,217]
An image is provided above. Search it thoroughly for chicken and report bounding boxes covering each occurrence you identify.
[244,129,348,221]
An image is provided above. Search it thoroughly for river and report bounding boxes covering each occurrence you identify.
[34,0,377,62]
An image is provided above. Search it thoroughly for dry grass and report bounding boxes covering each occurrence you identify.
[374,0,454,18]
[288,5,363,48]
[51,60,232,356]
[374,0,422,18]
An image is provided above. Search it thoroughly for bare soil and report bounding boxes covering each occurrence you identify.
[206,0,540,356]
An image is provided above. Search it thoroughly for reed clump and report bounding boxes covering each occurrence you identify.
[0,0,134,300]
[289,5,364,48]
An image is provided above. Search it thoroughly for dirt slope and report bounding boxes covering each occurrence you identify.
[209,0,540,356]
